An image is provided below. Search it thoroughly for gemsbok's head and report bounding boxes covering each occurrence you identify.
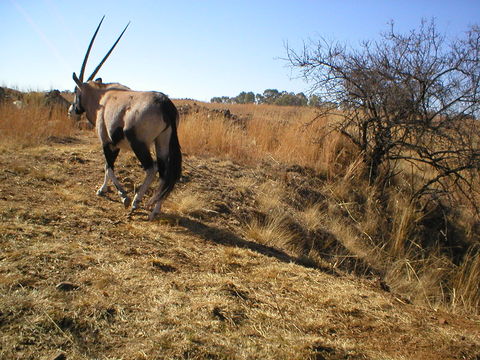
[69,16,129,120]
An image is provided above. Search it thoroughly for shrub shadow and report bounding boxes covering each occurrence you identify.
[168,214,339,276]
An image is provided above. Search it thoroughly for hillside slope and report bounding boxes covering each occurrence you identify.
[0,132,479,360]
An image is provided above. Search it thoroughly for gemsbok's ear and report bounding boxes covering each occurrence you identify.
[72,72,82,87]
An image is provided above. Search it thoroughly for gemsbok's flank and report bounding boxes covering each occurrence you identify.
[70,17,182,220]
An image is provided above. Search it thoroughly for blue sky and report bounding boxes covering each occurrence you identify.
[1,0,479,101]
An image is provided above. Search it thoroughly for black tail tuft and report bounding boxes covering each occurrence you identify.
[158,98,182,201]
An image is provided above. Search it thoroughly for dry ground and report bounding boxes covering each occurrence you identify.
[1,131,479,360]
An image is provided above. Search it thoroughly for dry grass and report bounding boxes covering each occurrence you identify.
[177,101,352,178]
[243,216,296,247]
[0,101,74,149]
[1,141,479,359]
[176,100,480,314]
[1,93,480,359]
[297,203,324,233]
[2,94,480,313]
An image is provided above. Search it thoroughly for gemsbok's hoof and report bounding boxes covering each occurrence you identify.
[148,201,162,221]
[148,211,159,221]
[131,199,143,213]
[122,196,132,208]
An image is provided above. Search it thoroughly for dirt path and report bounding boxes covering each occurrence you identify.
[0,133,479,359]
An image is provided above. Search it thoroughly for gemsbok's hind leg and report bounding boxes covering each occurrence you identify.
[147,131,171,220]
[125,128,157,212]
[99,144,131,207]
[131,162,157,211]
[148,157,166,220]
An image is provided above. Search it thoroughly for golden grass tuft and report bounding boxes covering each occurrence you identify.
[243,216,296,248]
[452,246,480,312]
[169,189,209,216]
[388,194,422,257]
[297,203,324,233]
[255,180,285,215]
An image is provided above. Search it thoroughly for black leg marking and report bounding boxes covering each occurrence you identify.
[157,157,166,178]
[125,128,154,170]
[111,127,125,147]
[103,144,120,169]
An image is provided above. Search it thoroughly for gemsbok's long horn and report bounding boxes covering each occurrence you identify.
[79,15,105,82]
[87,21,130,81]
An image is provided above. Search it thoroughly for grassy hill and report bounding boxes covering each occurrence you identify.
[0,96,479,359]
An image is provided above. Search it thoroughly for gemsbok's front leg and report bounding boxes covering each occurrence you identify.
[98,143,131,207]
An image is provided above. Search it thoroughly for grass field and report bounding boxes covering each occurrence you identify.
[0,96,479,359]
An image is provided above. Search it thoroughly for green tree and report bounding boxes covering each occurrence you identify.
[308,94,321,107]
[295,92,308,106]
[263,89,280,104]
[235,91,255,104]
[211,96,231,104]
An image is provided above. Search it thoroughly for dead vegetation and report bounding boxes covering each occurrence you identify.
[0,94,479,359]
[0,92,75,149]
[177,100,480,314]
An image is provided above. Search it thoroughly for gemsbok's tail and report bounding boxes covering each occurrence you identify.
[158,98,182,202]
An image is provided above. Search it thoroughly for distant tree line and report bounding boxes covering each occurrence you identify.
[211,89,323,107]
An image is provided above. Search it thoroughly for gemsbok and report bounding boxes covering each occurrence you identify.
[70,17,182,220]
